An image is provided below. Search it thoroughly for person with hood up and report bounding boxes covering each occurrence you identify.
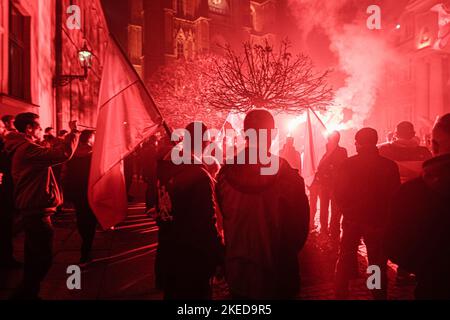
[385,113,450,299]
[5,113,79,299]
[215,109,310,299]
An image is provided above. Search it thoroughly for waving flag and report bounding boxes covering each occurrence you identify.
[303,108,327,187]
[88,36,164,229]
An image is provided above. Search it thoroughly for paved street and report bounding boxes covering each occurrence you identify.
[0,203,162,300]
[0,203,415,300]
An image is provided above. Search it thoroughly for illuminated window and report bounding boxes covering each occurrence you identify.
[8,3,31,101]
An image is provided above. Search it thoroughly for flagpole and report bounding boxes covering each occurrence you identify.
[307,106,327,130]
[109,33,173,140]
[306,109,317,175]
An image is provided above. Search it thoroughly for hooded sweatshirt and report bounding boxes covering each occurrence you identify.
[4,131,79,215]
[216,149,310,299]
[385,153,450,299]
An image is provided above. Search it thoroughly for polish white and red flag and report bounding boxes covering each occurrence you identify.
[302,108,328,187]
[88,37,163,229]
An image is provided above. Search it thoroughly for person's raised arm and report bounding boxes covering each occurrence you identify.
[25,121,80,167]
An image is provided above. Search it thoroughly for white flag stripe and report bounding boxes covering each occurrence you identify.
[88,38,162,229]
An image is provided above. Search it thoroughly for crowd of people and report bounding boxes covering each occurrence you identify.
[0,113,96,299]
[151,109,450,300]
[1,109,449,300]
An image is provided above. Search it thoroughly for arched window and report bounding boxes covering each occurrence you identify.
[177,40,185,59]
[250,5,256,31]
[186,39,194,60]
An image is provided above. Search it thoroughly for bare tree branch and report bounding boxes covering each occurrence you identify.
[147,56,227,129]
[205,39,333,113]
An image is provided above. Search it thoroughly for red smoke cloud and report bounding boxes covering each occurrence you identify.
[288,0,404,131]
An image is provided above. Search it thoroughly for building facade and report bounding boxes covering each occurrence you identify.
[1,0,54,126]
[375,0,450,139]
[0,0,108,130]
[114,0,281,83]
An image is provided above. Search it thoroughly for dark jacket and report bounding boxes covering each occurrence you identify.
[140,140,158,181]
[280,145,302,174]
[385,154,450,299]
[154,157,224,283]
[4,131,79,215]
[0,137,14,211]
[63,143,92,201]
[379,139,432,162]
[379,139,432,182]
[334,147,401,228]
[316,145,348,190]
[215,150,310,299]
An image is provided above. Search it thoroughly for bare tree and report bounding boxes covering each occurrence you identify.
[147,56,227,129]
[206,40,333,113]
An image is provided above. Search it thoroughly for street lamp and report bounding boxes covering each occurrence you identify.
[54,41,93,87]
[78,42,93,71]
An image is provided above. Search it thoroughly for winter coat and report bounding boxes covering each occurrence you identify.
[215,149,310,299]
[280,145,302,174]
[154,157,224,284]
[62,143,92,202]
[379,139,432,182]
[334,147,401,228]
[4,131,79,215]
[316,145,348,191]
[385,153,450,299]
[0,137,14,211]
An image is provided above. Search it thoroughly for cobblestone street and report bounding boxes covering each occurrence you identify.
[0,202,415,300]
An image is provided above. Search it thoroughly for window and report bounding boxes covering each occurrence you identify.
[209,0,229,15]
[177,41,185,59]
[8,3,31,101]
[185,38,194,60]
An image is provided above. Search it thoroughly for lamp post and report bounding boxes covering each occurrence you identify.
[53,41,93,87]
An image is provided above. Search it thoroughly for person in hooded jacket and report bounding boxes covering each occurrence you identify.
[5,113,79,300]
[385,113,450,299]
[215,109,310,299]
[63,130,97,265]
